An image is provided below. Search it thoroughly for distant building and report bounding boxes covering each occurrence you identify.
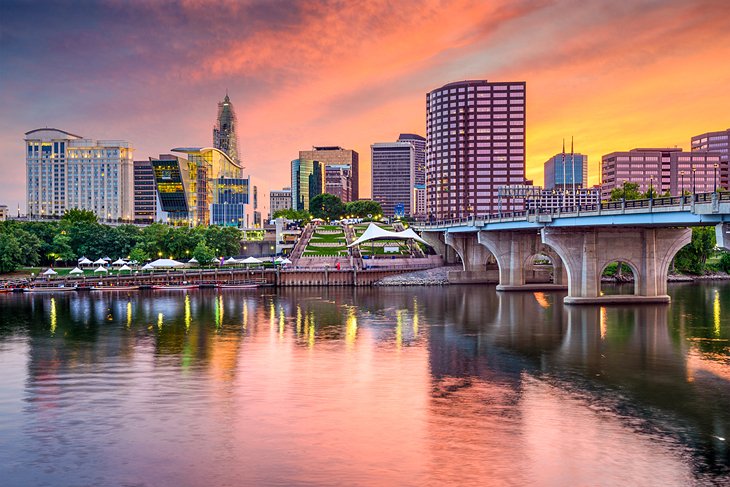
[213,93,240,164]
[133,160,157,224]
[25,128,134,222]
[692,128,729,189]
[269,187,292,217]
[291,159,323,211]
[371,142,414,217]
[298,146,359,201]
[0,205,7,221]
[500,185,600,211]
[398,133,426,187]
[426,80,526,219]
[601,148,722,199]
[544,153,588,191]
[151,147,247,226]
[412,184,426,216]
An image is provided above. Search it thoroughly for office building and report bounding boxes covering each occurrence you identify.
[291,159,323,211]
[601,148,722,199]
[398,133,426,187]
[0,205,7,221]
[213,93,240,164]
[426,80,526,219]
[133,160,157,224]
[692,128,730,189]
[25,128,134,222]
[371,142,414,217]
[151,147,248,226]
[270,187,292,217]
[298,146,359,201]
[499,185,600,211]
[412,184,426,216]
[544,153,588,191]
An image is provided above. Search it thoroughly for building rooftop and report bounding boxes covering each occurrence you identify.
[24,128,83,139]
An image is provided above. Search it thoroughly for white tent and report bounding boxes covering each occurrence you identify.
[78,257,93,266]
[112,258,127,266]
[188,257,199,264]
[94,266,108,273]
[224,257,239,265]
[42,268,58,276]
[118,264,132,272]
[281,258,292,265]
[241,256,263,265]
[93,258,107,265]
[141,263,155,271]
[274,256,284,263]
[69,267,84,274]
[149,258,184,268]
[211,257,221,263]
[78,256,87,261]
[347,223,429,247]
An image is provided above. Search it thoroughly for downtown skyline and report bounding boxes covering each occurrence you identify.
[2,0,730,212]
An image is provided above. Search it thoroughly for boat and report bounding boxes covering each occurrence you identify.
[28,286,76,293]
[217,282,258,289]
[151,284,198,290]
[90,285,140,291]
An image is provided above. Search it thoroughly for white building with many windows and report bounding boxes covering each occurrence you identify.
[25,128,134,222]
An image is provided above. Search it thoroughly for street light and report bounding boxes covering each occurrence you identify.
[692,166,697,194]
[680,170,685,196]
[649,176,654,200]
[622,180,627,202]
[714,163,719,193]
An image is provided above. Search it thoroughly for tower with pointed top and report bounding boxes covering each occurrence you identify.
[213,93,240,164]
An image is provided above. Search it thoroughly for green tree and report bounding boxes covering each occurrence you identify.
[0,233,22,273]
[345,200,382,218]
[50,233,74,263]
[204,226,241,257]
[273,208,312,222]
[61,208,98,225]
[310,193,345,221]
[128,245,149,263]
[674,227,716,274]
[610,182,642,201]
[192,241,215,265]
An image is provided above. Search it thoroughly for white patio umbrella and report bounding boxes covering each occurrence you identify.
[42,268,58,276]
[141,263,155,271]
[78,257,93,266]
[241,256,263,264]
[112,258,127,266]
[149,258,184,268]
[118,264,132,273]
[93,258,107,265]
[94,266,108,273]
[224,257,240,265]
[69,267,83,274]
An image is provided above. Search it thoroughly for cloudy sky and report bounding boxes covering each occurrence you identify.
[1,0,729,214]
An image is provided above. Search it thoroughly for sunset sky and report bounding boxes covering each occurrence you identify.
[1,0,729,214]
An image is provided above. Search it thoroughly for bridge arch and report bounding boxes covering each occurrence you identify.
[599,259,639,296]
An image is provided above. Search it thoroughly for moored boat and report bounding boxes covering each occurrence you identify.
[217,282,258,289]
[28,286,76,293]
[151,284,198,290]
[90,285,140,291]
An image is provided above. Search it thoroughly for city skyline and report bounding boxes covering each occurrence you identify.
[2,0,730,212]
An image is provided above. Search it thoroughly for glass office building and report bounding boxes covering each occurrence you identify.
[291,159,323,211]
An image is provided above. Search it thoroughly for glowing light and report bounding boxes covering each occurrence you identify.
[533,292,550,309]
[126,301,132,328]
[157,312,164,330]
[600,307,607,339]
[184,294,191,330]
[49,297,57,335]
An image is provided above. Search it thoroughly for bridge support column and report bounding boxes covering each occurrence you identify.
[477,231,567,291]
[421,230,458,264]
[716,223,730,250]
[444,233,498,283]
[542,227,691,305]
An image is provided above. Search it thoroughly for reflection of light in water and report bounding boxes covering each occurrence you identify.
[296,305,302,336]
[50,297,57,335]
[157,312,164,330]
[308,311,315,348]
[269,301,276,330]
[533,292,550,309]
[184,294,191,330]
[279,305,285,339]
[396,310,404,349]
[345,307,357,347]
[412,298,419,336]
[714,290,721,337]
[218,295,224,329]
[600,307,607,340]
[243,301,248,330]
[126,301,132,328]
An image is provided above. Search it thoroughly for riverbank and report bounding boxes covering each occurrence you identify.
[374,266,457,286]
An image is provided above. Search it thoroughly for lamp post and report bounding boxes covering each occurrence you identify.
[692,166,697,194]
[622,180,627,202]
[714,163,719,193]
[680,170,685,196]
[649,176,654,200]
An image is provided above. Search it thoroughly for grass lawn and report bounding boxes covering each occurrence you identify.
[304,225,349,256]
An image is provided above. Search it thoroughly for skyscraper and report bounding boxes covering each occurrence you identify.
[298,146,359,201]
[426,80,526,219]
[692,128,729,189]
[291,159,322,211]
[371,142,414,217]
[25,128,134,222]
[269,187,292,218]
[397,133,426,186]
[544,152,588,191]
[213,93,240,164]
[133,160,157,224]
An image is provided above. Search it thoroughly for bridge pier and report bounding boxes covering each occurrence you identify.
[542,227,691,304]
[421,231,459,265]
[477,230,567,291]
[716,223,730,250]
[443,233,498,283]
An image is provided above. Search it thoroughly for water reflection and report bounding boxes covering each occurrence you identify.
[0,284,729,484]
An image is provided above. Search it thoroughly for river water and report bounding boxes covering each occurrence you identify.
[1,284,729,486]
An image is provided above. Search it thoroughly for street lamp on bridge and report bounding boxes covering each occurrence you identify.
[714,163,719,193]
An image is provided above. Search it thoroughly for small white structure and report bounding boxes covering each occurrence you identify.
[93,266,108,273]
[224,257,240,265]
[42,268,58,276]
[149,258,184,268]
[241,256,263,265]
[141,263,155,271]
[281,258,292,265]
[93,258,107,265]
[69,267,84,275]
[347,223,429,247]
[188,257,199,265]
[78,257,93,266]
[118,264,132,272]
[112,258,127,266]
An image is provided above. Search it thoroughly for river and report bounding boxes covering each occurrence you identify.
[1,284,729,486]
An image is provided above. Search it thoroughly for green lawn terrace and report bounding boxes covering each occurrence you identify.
[351,223,413,257]
[302,225,349,257]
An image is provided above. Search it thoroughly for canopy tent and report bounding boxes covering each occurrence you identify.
[141,263,155,271]
[93,258,107,265]
[211,257,221,263]
[188,257,199,264]
[42,268,58,276]
[112,258,127,266]
[347,223,429,247]
[274,256,284,263]
[102,256,112,261]
[224,257,240,265]
[149,258,184,268]
[118,264,132,272]
[78,257,93,266]
[94,266,108,273]
[241,256,263,265]
[280,258,292,265]
[69,267,84,274]
[78,256,87,261]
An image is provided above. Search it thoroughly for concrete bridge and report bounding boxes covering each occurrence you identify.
[415,192,730,304]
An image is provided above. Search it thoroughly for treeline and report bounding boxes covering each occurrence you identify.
[273,197,383,222]
[0,209,241,273]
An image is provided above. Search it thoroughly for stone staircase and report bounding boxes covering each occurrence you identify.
[342,223,364,269]
[289,224,314,265]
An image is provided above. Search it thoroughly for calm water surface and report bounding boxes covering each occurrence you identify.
[1,284,730,486]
